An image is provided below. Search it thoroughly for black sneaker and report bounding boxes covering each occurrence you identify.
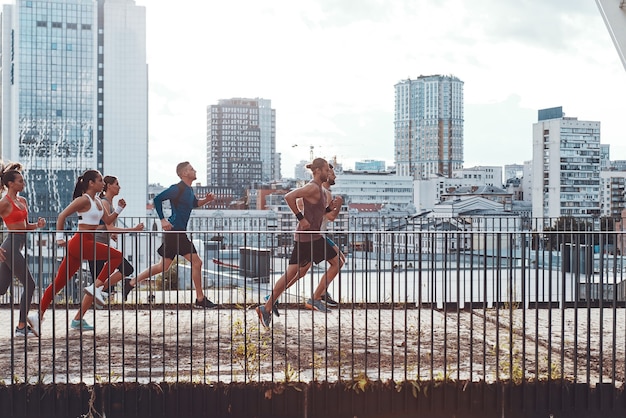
[123,278,134,302]
[321,292,338,308]
[195,298,217,309]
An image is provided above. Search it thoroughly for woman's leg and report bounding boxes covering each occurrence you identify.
[40,235,84,316]
[73,243,122,321]
[1,234,35,326]
[0,237,12,297]
[94,243,123,283]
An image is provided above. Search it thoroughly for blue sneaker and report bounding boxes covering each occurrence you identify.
[71,319,94,331]
[263,294,280,317]
[256,305,272,328]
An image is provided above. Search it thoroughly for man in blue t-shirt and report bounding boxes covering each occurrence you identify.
[123,162,217,308]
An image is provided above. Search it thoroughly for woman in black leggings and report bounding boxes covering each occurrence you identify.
[0,162,46,337]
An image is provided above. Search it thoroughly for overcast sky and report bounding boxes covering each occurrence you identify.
[24,1,626,185]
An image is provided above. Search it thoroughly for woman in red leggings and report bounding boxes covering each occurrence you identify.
[39,170,125,330]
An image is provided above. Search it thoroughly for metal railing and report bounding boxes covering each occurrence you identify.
[0,226,624,389]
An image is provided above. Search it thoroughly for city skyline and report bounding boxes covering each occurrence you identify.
[3,1,625,188]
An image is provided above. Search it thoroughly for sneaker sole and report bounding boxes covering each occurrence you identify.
[71,327,94,332]
[304,302,327,313]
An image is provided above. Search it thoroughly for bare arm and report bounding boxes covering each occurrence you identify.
[197,193,215,207]
[0,198,11,219]
[56,196,91,245]
[100,197,125,225]
[102,199,144,233]
[325,195,343,222]
[21,197,45,230]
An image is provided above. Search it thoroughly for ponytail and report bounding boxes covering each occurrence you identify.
[72,176,85,199]
[72,170,101,199]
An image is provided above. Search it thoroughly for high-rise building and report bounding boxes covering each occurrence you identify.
[0,0,148,219]
[600,171,626,218]
[207,98,276,197]
[394,75,464,179]
[531,107,601,222]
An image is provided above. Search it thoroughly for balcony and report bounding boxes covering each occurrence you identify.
[2,222,626,416]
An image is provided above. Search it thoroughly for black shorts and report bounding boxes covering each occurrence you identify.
[157,232,197,259]
[289,237,338,267]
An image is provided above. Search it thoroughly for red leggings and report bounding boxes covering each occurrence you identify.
[40,232,122,315]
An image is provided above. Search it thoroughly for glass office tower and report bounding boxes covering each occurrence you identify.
[1,0,147,219]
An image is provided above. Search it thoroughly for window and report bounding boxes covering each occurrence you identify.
[67,23,77,30]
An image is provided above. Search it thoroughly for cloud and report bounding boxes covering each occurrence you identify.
[464,95,536,167]
[136,0,626,184]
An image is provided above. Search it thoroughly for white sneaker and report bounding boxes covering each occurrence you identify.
[15,326,36,338]
[84,284,106,306]
[26,313,40,337]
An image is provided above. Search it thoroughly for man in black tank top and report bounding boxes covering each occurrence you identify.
[256,158,339,328]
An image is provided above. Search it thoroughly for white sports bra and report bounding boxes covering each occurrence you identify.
[78,194,104,225]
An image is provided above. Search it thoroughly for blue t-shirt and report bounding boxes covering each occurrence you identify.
[153,182,198,231]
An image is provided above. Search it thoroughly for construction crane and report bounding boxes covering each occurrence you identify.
[596,0,626,70]
[291,144,317,161]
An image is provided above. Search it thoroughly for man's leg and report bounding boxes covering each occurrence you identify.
[131,257,172,286]
[284,262,311,290]
[312,254,344,300]
[264,263,307,311]
[123,258,172,301]
[183,252,205,301]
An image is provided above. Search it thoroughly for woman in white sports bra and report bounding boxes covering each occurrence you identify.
[72,175,144,330]
[38,170,125,329]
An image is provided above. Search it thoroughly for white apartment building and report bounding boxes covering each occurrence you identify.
[522,160,533,203]
[600,171,626,218]
[504,164,524,182]
[531,107,601,222]
[332,171,414,207]
[454,166,503,187]
[414,166,502,211]
[394,75,464,179]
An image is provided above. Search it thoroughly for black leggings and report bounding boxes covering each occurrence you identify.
[0,233,35,324]
[88,257,134,284]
